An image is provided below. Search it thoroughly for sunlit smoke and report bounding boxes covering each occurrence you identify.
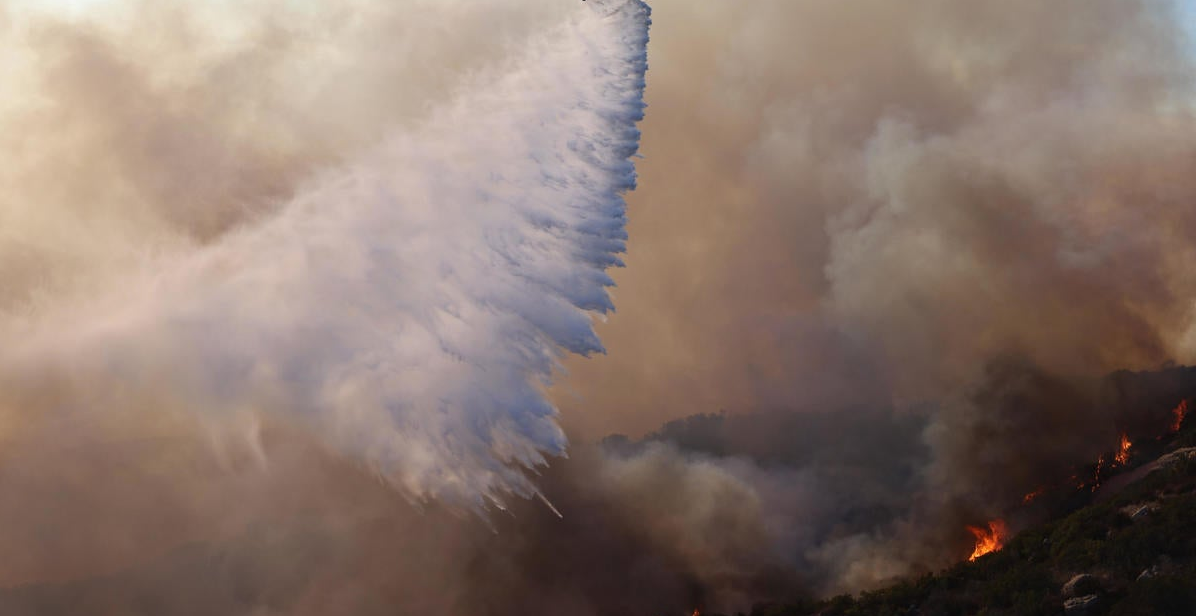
[3,0,1196,612]
[0,0,650,510]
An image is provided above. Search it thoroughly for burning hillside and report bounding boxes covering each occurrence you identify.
[966,521,1007,562]
[2,0,1196,614]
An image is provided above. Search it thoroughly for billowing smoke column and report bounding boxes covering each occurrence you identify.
[5,0,1196,614]
[0,0,650,510]
[555,0,1196,598]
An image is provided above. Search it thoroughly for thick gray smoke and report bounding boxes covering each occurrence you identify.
[540,0,1196,596]
[0,422,799,615]
[554,0,1196,596]
[3,0,1196,613]
[561,0,1196,438]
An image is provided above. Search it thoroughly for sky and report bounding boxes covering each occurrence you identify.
[1185,1,1196,51]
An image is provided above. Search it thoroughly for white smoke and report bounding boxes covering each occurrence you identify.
[0,0,650,510]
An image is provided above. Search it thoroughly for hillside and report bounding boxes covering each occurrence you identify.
[733,421,1196,616]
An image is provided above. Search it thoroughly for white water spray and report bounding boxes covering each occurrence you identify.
[0,0,651,511]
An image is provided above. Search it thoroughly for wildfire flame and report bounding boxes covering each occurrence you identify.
[1172,400,1189,433]
[1090,454,1106,491]
[967,519,1007,562]
[1022,487,1044,504]
[1113,433,1132,466]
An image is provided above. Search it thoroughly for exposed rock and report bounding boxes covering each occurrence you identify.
[1156,446,1196,469]
[1063,594,1101,615]
[1138,556,1175,580]
[1130,504,1155,521]
[1062,573,1102,598]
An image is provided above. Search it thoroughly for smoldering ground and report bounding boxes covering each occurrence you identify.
[3,0,1196,613]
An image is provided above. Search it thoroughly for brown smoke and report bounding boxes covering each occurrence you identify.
[3,0,1196,612]
[0,411,801,615]
[558,0,1196,438]
[556,0,1196,594]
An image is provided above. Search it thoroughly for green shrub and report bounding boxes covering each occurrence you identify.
[1108,577,1196,616]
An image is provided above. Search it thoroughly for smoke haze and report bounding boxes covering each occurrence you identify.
[0,0,650,509]
[561,0,1196,438]
[2,0,1196,613]
[552,0,1196,595]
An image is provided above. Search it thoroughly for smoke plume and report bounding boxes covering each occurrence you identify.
[3,0,1196,613]
[560,0,1196,438]
[0,0,649,509]
[554,0,1196,596]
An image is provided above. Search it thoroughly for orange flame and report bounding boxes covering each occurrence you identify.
[1090,454,1107,492]
[1114,433,1132,466]
[1022,487,1044,504]
[967,520,1007,561]
[1171,400,1189,433]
